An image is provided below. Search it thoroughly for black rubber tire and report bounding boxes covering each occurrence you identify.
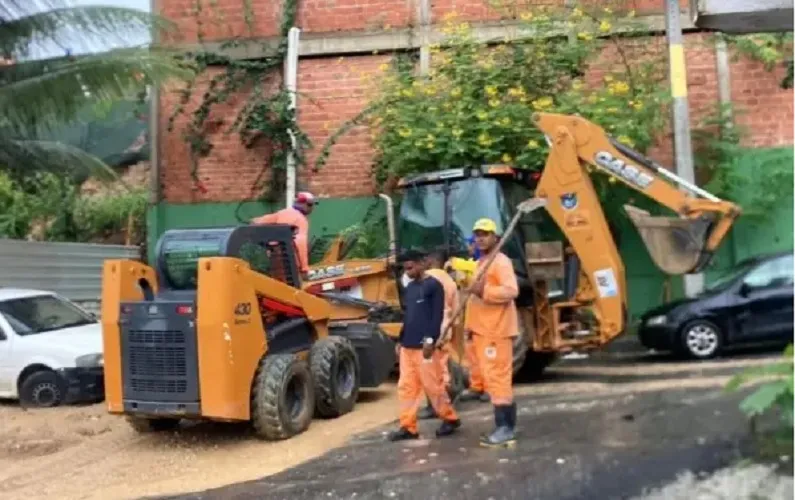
[678,319,724,360]
[520,351,557,381]
[251,354,315,440]
[19,370,66,408]
[126,416,181,433]
[512,331,530,379]
[310,336,360,418]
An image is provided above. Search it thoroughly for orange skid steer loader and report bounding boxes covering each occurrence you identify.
[100,225,396,439]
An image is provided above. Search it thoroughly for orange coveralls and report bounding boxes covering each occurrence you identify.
[425,268,459,388]
[464,251,519,406]
[251,207,309,273]
[398,276,459,434]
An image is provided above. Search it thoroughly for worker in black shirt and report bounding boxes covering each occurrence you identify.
[388,249,461,441]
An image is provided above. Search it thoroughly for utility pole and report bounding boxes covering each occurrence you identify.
[665,0,704,297]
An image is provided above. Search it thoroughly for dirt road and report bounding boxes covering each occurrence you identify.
[0,349,782,500]
[0,385,398,500]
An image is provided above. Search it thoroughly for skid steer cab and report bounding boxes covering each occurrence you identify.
[100,225,396,440]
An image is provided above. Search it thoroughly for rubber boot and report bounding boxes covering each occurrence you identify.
[480,405,516,448]
[417,398,437,420]
[435,418,461,438]
[459,389,488,402]
[388,427,419,442]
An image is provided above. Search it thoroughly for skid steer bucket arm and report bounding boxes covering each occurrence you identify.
[532,112,741,276]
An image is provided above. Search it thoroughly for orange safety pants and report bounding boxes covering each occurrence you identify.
[398,348,459,434]
[466,333,485,393]
[471,333,513,405]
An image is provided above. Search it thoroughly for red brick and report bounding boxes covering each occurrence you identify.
[157,2,793,202]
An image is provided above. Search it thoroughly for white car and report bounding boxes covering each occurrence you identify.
[0,288,105,408]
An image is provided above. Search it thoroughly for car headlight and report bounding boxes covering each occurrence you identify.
[75,353,104,368]
[645,315,667,326]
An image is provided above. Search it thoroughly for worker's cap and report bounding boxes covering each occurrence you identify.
[397,248,427,263]
[295,191,318,205]
[472,218,499,235]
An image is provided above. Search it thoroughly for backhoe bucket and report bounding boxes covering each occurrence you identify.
[624,205,712,275]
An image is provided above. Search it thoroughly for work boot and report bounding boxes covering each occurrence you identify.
[435,419,461,438]
[459,389,488,402]
[388,427,419,442]
[417,400,437,420]
[479,405,516,448]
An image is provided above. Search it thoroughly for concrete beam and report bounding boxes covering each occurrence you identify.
[691,0,794,33]
[172,13,697,60]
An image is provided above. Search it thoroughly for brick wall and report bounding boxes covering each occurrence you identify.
[157,0,794,203]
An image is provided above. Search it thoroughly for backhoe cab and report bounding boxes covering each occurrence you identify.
[101,225,395,440]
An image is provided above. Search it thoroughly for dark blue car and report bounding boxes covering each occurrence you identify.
[638,251,794,359]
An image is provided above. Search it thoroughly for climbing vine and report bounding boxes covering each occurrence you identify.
[167,0,309,209]
[723,32,794,89]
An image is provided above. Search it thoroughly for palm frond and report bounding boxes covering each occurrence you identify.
[0,5,178,59]
[0,47,195,136]
[0,135,126,185]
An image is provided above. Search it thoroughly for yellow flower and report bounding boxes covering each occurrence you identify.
[385,107,396,115]
[501,153,513,163]
[452,128,463,138]
[489,98,500,107]
[632,101,644,111]
[398,127,412,138]
[587,95,598,104]
[607,107,619,114]
[608,176,617,184]
[378,63,389,72]
[426,134,436,142]
[604,74,614,82]
[607,81,630,95]
[520,12,533,21]
[400,89,414,97]
[442,102,453,111]
[572,80,583,90]
[478,133,493,146]
[519,96,527,103]
[429,43,441,53]
[599,20,612,33]
[577,32,593,41]
[451,87,462,98]
[571,7,583,18]
[477,110,488,120]
[507,87,525,97]
[485,85,498,97]
[426,142,435,149]
[500,117,511,126]
[532,96,553,110]
[603,7,613,14]
[527,139,539,149]
[617,135,635,147]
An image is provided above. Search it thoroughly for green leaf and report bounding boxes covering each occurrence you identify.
[739,381,791,417]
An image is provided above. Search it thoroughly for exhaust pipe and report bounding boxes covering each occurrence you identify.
[378,194,396,257]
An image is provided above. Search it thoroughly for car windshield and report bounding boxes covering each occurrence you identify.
[0,295,97,336]
[703,260,757,293]
[398,177,526,271]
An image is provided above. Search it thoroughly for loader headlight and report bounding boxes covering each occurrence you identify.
[75,353,104,368]
[645,315,667,327]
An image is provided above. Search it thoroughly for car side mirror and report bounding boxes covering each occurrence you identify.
[739,282,752,296]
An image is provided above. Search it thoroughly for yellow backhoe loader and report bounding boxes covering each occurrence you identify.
[303,112,741,378]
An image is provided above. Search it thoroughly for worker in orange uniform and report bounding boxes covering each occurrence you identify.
[417,250,459,420]
[465,218,520,448]
[389,249,461,441]
[251,191,316,275]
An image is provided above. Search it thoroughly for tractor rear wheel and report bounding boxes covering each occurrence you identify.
[251,354,315,440]
[310,336,360,418]
[512,330,530,379]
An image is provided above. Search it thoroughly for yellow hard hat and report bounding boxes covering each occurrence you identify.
[472,218,499,234]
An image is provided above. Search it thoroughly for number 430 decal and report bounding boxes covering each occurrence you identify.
[234,302,252,315]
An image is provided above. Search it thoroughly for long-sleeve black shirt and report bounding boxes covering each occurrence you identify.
[398,275,445,348]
